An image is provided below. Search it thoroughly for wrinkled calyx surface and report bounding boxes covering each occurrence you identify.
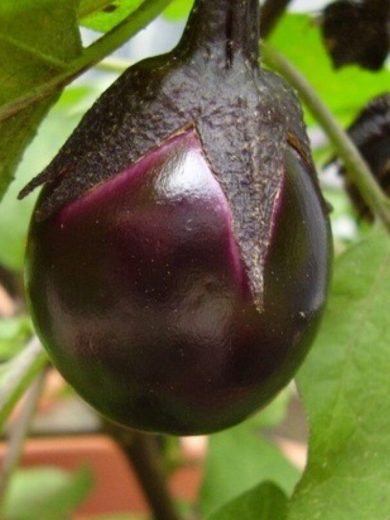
[23,0,332,435]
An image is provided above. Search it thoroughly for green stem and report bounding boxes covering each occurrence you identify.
[262,44,390,232]
[0,0,173,123]
[97,57,135,74]
[0,338,47,431]
[0,370,46,509]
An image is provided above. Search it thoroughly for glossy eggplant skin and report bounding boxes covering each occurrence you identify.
[26,130,331,435]
[23,0,332,434]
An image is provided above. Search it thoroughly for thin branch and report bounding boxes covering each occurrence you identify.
[0,337,47,430]
[0,0,173,123]
[262,44,390,232]
[260,0,293,39]
[105,423,181,520]
[97,56,135,74]
[0,370,46,508]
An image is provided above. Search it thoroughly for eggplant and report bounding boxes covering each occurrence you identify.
[22,0,332,435]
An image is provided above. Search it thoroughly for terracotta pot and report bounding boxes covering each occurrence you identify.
[0,434,203,518]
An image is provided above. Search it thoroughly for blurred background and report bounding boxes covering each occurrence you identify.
[0,0,389,518]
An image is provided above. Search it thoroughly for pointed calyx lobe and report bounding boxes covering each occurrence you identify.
[23,0,332,434]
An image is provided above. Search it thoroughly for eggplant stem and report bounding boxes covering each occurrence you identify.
[104,423,182,520]
[178,0,260,67]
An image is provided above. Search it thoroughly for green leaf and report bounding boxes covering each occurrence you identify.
[208,482,287,520]
[245,387,293,430]
[79,0,143,31]
[0,339,47,430]
[79,0,175,32]
[287,227,390,520]
[269,14,390,126]
[0,84,101,272]
[0,0,82,200]
[79,0,192,32]
[3,466,93,520]
[163,0,193,20]
[200,397,300,517]
[0,316,33,360]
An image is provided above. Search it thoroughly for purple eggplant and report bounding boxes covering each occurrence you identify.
[22,0,332,435]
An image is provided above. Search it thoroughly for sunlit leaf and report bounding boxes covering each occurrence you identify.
[208,482,287,520]
[79,0,172,32]
[3,466,93,520]
[201,395,300,517]
[0,0,82,200]
[287,227,390,520]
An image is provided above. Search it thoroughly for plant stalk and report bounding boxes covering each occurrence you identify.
[262,44,390,232]
[178,0,260,66]
[104,424,181,520]
[97,57,135,74]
